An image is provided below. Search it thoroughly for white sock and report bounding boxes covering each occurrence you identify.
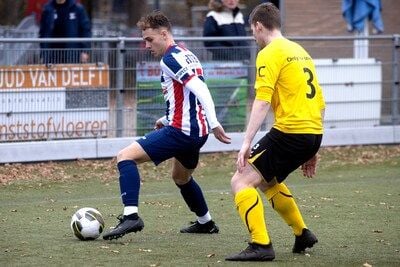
[123,206,138,216]
[197,211,211,224]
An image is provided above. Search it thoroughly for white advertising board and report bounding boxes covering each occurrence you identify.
[0,64,110,141]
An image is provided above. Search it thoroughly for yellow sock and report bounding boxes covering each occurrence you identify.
[234,187,270,245]
[265,183,306,236]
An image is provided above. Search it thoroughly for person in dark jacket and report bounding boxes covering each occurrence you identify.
[203,0,250,61]
[39,0,91,64]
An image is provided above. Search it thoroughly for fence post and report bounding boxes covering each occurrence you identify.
[116,37,126,137]
[392,34,400,124]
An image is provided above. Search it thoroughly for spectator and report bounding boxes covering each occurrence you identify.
[39,0,91,64]
[203,0,250,61]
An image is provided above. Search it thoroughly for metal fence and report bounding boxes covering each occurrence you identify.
[0,35,399,144]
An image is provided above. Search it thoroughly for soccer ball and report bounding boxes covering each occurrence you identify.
[70,207,105,240]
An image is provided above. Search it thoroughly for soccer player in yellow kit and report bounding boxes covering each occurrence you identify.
[225,2,325,261]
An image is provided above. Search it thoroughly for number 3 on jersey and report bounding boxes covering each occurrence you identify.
[303,67,316,99]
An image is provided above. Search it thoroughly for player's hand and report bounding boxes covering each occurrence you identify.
[154,119,164,130]
[212,126,231,144]
[237,142,251,173]
[301,154,318,178]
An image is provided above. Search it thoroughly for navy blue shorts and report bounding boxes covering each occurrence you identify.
[136,126,208,169]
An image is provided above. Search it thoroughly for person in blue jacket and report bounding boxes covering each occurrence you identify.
[203,0,250,61]
[39,0,91,64]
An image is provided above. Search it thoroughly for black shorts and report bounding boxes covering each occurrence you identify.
[248,128,322,183]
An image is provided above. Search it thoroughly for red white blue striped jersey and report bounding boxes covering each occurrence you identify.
[160,44,211,137]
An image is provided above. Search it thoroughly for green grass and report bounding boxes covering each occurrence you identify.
[0,146,399,266]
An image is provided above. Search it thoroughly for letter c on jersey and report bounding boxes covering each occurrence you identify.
[258,66,266,77]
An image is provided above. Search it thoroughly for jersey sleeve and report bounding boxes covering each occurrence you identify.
[185,77,221,129]
[161,54,196,84]
[254,49,280,102]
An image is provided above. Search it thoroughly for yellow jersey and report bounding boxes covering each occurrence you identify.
[255,38,325,134]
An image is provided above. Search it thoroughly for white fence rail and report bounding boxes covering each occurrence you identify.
[0,35,399,163]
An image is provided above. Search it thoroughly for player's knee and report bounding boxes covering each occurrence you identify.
[172,174,191,185]
[116,150,127,162]
[116,148,135,163]
[231,172,245,193]
[258,179,276,193]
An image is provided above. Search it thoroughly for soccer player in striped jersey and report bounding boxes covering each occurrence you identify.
[225,3,325,261]
[103,11,231,240]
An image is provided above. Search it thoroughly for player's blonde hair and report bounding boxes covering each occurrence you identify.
[137,11,172,32]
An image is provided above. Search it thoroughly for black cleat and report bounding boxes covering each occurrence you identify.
[292,228,318,253]
[103,214,144,240]
[225,242,275,261]
[180,220,219,234]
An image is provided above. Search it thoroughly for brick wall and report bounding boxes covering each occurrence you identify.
[283,0,399,36]
[282,0,400,120]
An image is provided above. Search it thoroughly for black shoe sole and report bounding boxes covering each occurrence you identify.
[225,243,275,261]
[179,228,219,234]
[225,256,275,261]
[292,237,318,253]
[103,225,144,240]
[179,221,219,234]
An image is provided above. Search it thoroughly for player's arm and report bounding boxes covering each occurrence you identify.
[301,154,318,178]
[301,108,325,178]
[161,55,230,142]
[185,76,219,128]
[160,55,220,127]
[154,116,169,130]
[185,76,231,144]
[243,99,270,147]
[237,97,270,172]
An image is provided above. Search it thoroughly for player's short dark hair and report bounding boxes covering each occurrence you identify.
[249,2,281,30]
[137,11,172,32]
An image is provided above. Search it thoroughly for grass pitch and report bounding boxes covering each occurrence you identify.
[0,145,399,266]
